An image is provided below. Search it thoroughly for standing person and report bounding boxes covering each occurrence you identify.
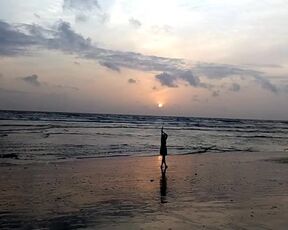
[160,127,168,169]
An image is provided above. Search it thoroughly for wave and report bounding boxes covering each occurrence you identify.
[181,146,254,155]
[15,125,285,135]
[1,110,288,162]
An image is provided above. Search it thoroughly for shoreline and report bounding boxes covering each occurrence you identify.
[1,150,288,166]
[1,151,288,229]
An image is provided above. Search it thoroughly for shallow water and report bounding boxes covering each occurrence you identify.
[0,110,288,162]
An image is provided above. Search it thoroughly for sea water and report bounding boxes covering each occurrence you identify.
[0,110,287,162]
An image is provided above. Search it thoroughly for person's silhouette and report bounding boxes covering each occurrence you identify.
[160,167,167,203]
[160,127,168,169]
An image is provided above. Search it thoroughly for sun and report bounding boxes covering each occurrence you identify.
[158,103,163,108]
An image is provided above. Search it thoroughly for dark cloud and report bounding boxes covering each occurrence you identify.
[230,83,241,92]
[0,20,92,56]
[129,18,141,28]
[0,20,281,94]
[0,21,38,56]
[254,76,278,94]
[99,61,121,72]
[20,74,41,86]
[178,70,200,86]
[155,70,204,88]
[194,63,278,93]
[63,0,100,11]
[83,49,184,73]
[128,78,137,84]
[0,20,182,73]
[194,63,261,79]
[47,21,92,53]
[155,72,178,87]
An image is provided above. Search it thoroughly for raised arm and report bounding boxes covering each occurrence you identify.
[164,132,168,139]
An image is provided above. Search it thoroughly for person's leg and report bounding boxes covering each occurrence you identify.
[164,155,168,168]
[161,155,164,168]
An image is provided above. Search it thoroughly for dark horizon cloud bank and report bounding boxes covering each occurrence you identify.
[0,20,283,94]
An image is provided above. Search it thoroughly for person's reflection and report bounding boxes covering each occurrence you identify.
[160,167,167,203]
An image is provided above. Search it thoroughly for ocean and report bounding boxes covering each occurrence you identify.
[0,110,287,162]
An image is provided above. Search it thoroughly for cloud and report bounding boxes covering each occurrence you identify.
[20,74,41,86]
[178,70,200,86]
[129,18,141,28]
[128,78,137,84]
[63,0,100,11]
[0,20,92,56]
[99,61,121,72]
[18,74,78,91]
[83,49,184,73]
[155,70,203,88]
[0,21,38,56]
[194,63,278,93]
[0,20,281,94]
[47,21,92,53]
[63,0,105,24]
[194,63,260,79]
[254,76,278,94]
[155,72,178,87]
[230,83,241,92]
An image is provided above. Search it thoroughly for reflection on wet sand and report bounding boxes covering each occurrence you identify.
[160,167,167,204]
[2,153,288,229]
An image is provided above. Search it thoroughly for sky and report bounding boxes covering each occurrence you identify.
[0,0,288,120]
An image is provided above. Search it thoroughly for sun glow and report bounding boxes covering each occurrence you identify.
[158,103,163,108]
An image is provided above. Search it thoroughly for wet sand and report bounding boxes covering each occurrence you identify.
[1,152,288,229]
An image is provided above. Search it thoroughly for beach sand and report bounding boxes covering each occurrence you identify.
[1,152,288,229]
